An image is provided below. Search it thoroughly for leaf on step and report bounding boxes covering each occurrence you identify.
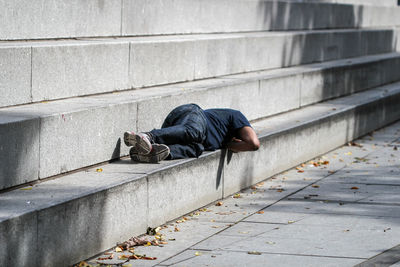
[311,185,320,188]
[174,226,180,232]
[96,168,103,172]
[233,193,241,198]
[351,187,359,190]
[195,252,202,256]
[248,251,261,255]
[215,201,223,206]
[345,152,352,156]
[97,254,113,260]
[20,187,33,190]
[257,211,264,214]
[78,261,91,267]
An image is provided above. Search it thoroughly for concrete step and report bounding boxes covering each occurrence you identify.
[2,28,400,108]
[2,0,400,41]
[2,52,400,190]
[1,82,400,267]
[280,0,399,7]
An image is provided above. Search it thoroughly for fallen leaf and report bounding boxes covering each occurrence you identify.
[211,226,220,228]
[348,142,363,148]
[288,221,295,224]
[248,251,261,255]
[147,226,161,235]
[276,189,284,192]
[322,161,329,165]
[257,182,265,186]
[251,185,257,190]
[345,152,352,156]
[298,170,304,173]
[266,241,276,245]
[296,167,303,171]
[20,187,33,190]
[195,252,202,256]
[301,163,306,167]
[216,201,223,206]
[97,254,113,260]
[96,168,103,172]
[168,238,176,241]
[311,185,320,188]
[351,186,359,190]
[394,146,398,151]
[117,236,150,249]
[78,261,91,267]
[239,231,249,234]
[257,211,265,214]
[174,227,180,232]
[343,229,350,232]
[115,247,122,252]
[233,193,241,198]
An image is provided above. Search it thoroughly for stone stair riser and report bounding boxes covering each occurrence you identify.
[2,0,400,40]
[2,29,399,108]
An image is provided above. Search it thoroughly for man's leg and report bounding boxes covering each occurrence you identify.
[167,143,204,159]
[150,104,207,146]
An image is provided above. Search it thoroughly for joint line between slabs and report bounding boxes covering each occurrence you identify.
[199,248,367,260]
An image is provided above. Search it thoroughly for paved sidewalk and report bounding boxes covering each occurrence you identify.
[85,120,400,267]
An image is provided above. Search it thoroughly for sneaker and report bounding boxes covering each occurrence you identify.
[130,144,170,163]
[124,131,152,154]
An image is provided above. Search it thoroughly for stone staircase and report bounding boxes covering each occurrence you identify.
[1,1,400,266]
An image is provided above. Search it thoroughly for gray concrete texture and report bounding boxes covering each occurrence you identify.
[0,0,400,40]
[1,1,400,40]
[85,120,400,267]
[1,84,400,266]
[2,28,400,108]
[2,52,400,189]
[281,0,398,6]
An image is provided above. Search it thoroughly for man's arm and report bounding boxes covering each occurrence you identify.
[226,126,260,153]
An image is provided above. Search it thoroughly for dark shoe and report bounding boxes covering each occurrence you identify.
[124,131,152,154]
[130,144,170,163]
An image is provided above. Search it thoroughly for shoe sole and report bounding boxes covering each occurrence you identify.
[130,146,170,163]
[124,132,152,154]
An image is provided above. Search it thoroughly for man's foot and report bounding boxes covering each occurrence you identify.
[130,144,170,163]
[124,131,152,154]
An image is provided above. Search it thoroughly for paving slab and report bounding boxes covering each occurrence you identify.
[160,249,362,267]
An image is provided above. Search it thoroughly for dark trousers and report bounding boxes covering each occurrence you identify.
[150,104,207,159]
